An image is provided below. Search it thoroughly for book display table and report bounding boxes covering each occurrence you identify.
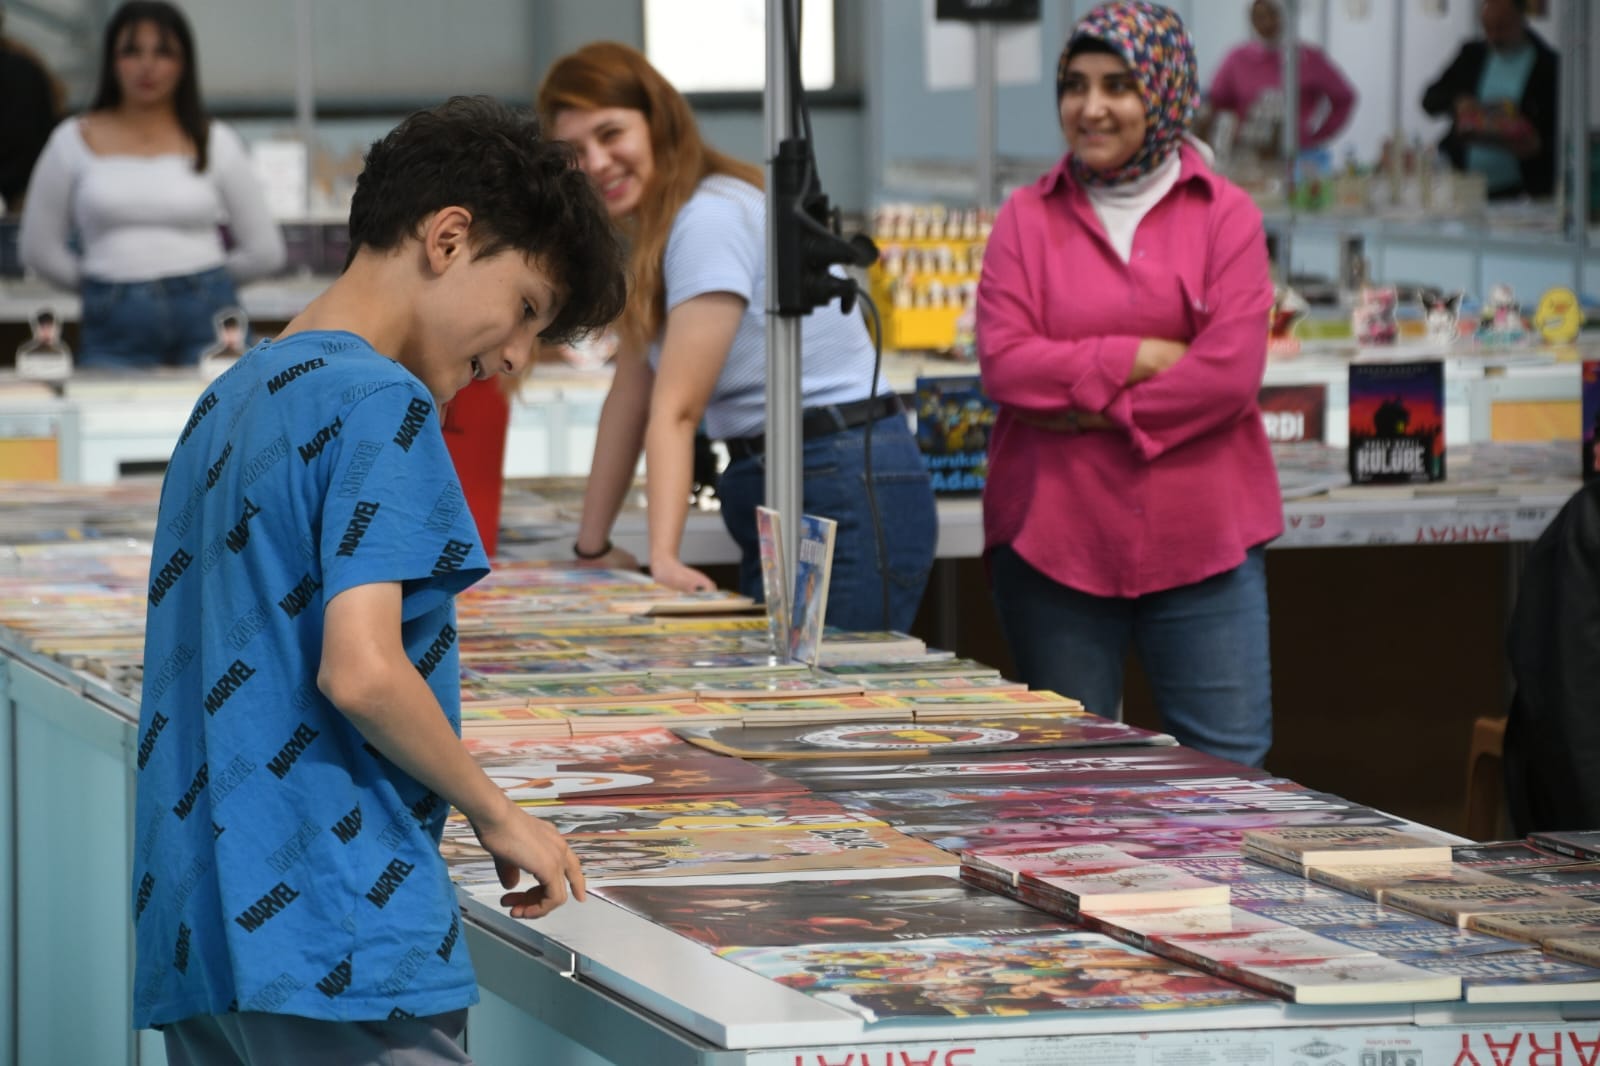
[2,516,1598,1066]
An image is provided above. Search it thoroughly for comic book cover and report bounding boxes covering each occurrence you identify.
[820,657,1001,680]
[1309,921,1525,959]
[1084,906,1288,953]
[1347,360,1446,483]
[899,689,1086,718]
[462,745,806,803]
[915,375,994,496]
[1382,882,1587,928]
[1499,862,1600,902]
[1467,906,1600,945]
[593,875,1077,949]
[516,794,888,835]
[764,744,1270,793]
[1530,829,1600,862]
[755,505,788,654]
[558,824,956,883]
[673,714,1175,761]
[718,932,1266,1020]
[1452,840,1577,871]
[461,728,696,761]
[1155,927,1369,973]
[1241,826,1453,867]
[788,514,837,666]
[1226,955,1460,1004]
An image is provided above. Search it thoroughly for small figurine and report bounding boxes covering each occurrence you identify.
[1352,285,1398,346]
[1476,283,1529,345]
[1419,289,1464,346]
[1531,286,1583,345]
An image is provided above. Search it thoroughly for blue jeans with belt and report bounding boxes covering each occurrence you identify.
[79,266,240,369]
[990,544,1273,768]
[717,411,937,633]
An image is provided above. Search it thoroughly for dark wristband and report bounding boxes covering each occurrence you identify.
[573,538,613,560]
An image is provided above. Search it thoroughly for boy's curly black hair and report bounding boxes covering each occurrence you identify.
[347,96,627,346]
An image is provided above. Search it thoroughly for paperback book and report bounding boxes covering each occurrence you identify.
[1404,950,1600,1003]
[516,794,889,835]
[593,874,1077,949]
[757,506,787,654]
[789,513,838,666]
[1347,360,1446,483]
[1241,826,1453,868]
[915,374,993,496]
[1466,906,1600,945]
[1452,840,1576,871]
[1498,862,1600,902]
[1154,927,1371,973]
[1545,934,1600,969]
[1226,955,1461,1005]
[1530,830,1600,862]
[1382,882,1585,928]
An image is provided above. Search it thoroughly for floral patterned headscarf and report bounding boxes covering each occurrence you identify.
[1058,1,1199,187]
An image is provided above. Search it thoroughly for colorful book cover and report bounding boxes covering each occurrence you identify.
[1311,921,1524,959]
[1347,360,1446,483]
[788,513,837,666]
[1231,900,1398,928]
[718,932,1265,1020]
[463,747,806,803]
[915,375,993,496]
[1027,864,1232,915]
[518,795,889,836]
[755,505,789,655]
[559,823,955,883]
[1156,927,1370,972]
[821,657,1001,680]
[1258,383,1327,444]
[674,714,1174,761]
[461,727,696,761]
[1403,950,1600,1003]
[1227,955,1460,1004]
[1086,906,1288,948]
[765,744,1268,793]
[1383,882,1585,928]
[1583,360,1599,481]
[593,875,1077,949]
[513,678,697,705]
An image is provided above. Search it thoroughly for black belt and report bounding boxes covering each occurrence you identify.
[724,394,904,461]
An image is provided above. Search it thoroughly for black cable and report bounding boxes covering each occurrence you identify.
[781,0,892,630]
[855,282,892,631]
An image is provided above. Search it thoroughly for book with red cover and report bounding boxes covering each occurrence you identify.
[1530,830,1600,862]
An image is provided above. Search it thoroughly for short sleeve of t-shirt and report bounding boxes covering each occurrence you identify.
[319,381,489,620]
[662,183,762,311]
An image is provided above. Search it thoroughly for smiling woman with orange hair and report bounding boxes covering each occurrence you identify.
[538,42,935,631]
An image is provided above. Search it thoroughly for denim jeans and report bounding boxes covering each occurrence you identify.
[718,412,936,633]
[990,544,1273,768]
[79,266,240,369]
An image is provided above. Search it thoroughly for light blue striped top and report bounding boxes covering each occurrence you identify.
[653,174,886,440]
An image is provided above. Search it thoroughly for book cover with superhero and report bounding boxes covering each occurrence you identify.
[593,875,1077,949]
[915,374,994,495]
[1348,360,1445,483]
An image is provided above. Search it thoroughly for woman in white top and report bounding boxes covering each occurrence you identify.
[537,42,936,631]
[19,0,284,368]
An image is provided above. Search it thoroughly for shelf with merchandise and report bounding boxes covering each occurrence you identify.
[868,202,992,354]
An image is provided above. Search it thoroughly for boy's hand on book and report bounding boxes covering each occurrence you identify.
[650,557,716,593]
[474,804,587,919]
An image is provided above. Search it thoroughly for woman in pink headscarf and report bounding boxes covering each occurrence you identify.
[977,1,1281,769]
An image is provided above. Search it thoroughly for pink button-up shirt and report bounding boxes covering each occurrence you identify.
[976,143,1282,598]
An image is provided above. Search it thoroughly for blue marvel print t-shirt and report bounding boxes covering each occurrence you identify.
[133,331,490,1026]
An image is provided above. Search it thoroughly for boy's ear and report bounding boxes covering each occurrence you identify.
[422,206,475,275]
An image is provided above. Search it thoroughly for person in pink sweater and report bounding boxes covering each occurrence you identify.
[976,0,1281,768]
[1207,0,1357,152]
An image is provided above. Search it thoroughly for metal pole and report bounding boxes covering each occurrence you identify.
[292,0,319,260]
[975,21,998,210]
[1280,0,1300,280]
[1568,0,1590,287]
[765,0,803,597]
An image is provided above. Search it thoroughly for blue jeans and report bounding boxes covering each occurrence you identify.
[718,412,936,633]
[990,544,1273,768]
[79,266,240,369]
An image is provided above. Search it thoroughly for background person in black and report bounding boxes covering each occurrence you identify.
[0,3,62,214]
[1420,0,1558,200]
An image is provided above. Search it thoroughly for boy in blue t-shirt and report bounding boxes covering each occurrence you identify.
[132,96,626,1063]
